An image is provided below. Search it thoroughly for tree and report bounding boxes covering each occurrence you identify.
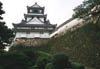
[52,54,71,69]
[0,2,4,19]
[73,0,100,19]
[0,2,14,50]
[0,50,36,69]
[73,0,100,30]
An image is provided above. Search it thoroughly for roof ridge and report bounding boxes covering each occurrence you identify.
[31,2,41,8]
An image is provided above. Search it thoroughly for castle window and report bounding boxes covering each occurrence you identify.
[33,10,39,13]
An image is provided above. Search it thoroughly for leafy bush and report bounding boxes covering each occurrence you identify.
[0,51,28,69]
[36,51,52,59]
[34,57,49,69]
[52,54,72,69]
[45,63,53,69]
[0,50,37,69]
[0,50,85,69]
[33,51,52,69]
[71,62,85,69]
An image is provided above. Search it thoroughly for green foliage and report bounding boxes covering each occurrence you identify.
[10,45,53,69]
[51,54,72,69]
[45,54,84,69]
[36,51,52,58]
[0,49,85,69]
[71,62,85,69]
[73,0,100,18]
[45,63,53,69]
[0,51,27,69]
[0,50,37,69]
[0,2,5,19]
[0,1,14,50]
[33,53,84,69]
[34,57,49,69]
[85,67,95,69]
[33,51,52,69]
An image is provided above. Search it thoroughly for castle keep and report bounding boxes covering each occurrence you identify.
[13,3,56,46]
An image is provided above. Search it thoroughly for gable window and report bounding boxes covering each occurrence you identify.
[33,10,39,13]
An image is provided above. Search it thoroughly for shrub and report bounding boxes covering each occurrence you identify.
[36,51,52,59]
[52,54,72,69]
[34,57,49,69]
[71,62,85,69]
[0,50,37,69]
[0,51,29,69]
[45,63,53,69]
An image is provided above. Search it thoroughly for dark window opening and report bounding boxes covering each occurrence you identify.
[33,10,39,13]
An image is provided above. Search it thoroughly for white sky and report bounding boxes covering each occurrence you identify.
[1,0,83,28]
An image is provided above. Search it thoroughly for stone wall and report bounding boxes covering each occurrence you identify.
[12,38,49,46]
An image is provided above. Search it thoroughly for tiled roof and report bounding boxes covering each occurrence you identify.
[13,17,56,28]
[14,28,54,32]
[13,23,56,28]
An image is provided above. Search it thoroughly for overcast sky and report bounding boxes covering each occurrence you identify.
[1,0,83,28]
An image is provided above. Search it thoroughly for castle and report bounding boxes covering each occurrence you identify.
[12,3,56,46]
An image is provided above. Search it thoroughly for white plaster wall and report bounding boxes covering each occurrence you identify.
[16,32,50,38]
[34,27,44,29]
[16,32,26,38]
[34,33,40,38]
[26,33,34,38]
[48,28,53,30]
[40,33,49,38]
[16,32,21,38]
